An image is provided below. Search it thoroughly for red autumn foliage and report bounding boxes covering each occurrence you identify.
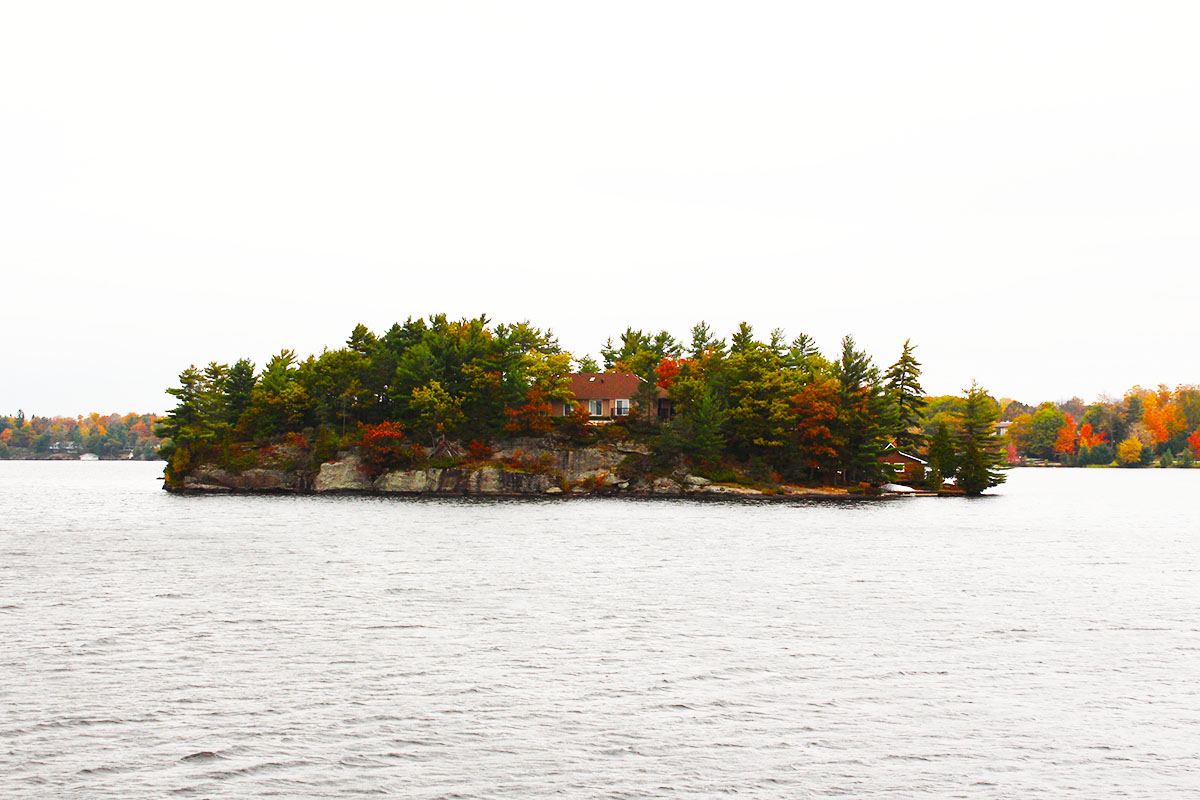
[504,387,555,435]
[466,439,493,461]
[358,421,417,478]
[656,356,689,390]
[284,431,311,451]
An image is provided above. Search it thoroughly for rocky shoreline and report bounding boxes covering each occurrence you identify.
[172,438,871,500]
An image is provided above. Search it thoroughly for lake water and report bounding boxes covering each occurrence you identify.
[1,462,1197,798]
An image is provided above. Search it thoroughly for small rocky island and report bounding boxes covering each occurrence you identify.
[157,315,1007,497]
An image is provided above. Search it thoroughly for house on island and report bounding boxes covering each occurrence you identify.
[558,373,673,422]
[880,442,927,482]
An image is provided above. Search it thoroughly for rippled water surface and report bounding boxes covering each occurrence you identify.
[1,462,1198,798]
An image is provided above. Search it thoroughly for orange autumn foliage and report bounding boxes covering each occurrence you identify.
[1141,394,1186,445]
[1053,414,1076,454]
[1077,423,1106,450]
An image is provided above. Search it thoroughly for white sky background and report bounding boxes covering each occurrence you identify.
[2,2,1198,415]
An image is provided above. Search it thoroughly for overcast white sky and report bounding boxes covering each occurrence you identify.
[3,2,1198,416]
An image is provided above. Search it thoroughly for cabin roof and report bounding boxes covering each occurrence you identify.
[567,373,666,400]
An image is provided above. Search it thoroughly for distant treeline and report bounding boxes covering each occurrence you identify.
[156,314,1006,494]
[988,386,1200,468]
[0,411,164,460]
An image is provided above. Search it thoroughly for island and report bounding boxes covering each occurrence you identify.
[153,315,1010,497]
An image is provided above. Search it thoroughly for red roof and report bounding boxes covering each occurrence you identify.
[567,373,665,400]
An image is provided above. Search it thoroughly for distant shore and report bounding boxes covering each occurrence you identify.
[0,448,161,462]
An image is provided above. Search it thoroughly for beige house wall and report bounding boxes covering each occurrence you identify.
[558,398,630,417]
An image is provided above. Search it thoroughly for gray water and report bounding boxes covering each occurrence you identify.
[1,463,1197,798]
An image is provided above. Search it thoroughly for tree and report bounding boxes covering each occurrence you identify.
[410,381,465,446]
[601,328,652,370]
[1117,437,1144,466]
[788,378,840,480]
[156,365,229,483]
[1125,392,1144,425]
[688,320,726,359]
[884,339,926,453]
[1005,412,1033,456]
[831,336,893,484]
[1077,422,1105,450]
[1053,414,1077,456]
[662,383,727,467]
[927,420,957,483]
[685,385,727,465]
[729,321,756,355]
[957,381,1006,495]
[1029,405,1068,459]
[249,350,310,436]
[224,359,256,427]
[783,333,821,373]
[574,354,600,373]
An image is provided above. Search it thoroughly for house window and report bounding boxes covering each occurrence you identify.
[614,399,630,416]
[589,399,604,417]
[562,401,576,417]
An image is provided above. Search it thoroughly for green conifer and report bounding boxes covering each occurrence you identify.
[957,381,1006,495]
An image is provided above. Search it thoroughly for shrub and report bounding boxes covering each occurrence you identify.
[697,464,739,484]
[358,421,418,479]
[466,439,493,461]
[312,424,343,466]
[219,443,259,472]
[744,457,775,485]
[555,405,596,444]
[1089,442,1115,466]
[615,452,655,482]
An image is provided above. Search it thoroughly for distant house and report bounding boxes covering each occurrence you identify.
[558,373,672,422]
[880,442,927,482]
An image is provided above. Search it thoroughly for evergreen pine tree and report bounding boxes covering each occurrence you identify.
[688,321,726,359]
[730,322,756,355]
[670,385,728,467]
[884,339,926,453]
[957,381,1006,495]
[833,336,894,483]
[927,420,957,485]
[224,358,257,426]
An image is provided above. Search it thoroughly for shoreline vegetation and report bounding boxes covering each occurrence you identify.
[152,315,1006,497]
[0,412,163,461]
[998,386,1200,469]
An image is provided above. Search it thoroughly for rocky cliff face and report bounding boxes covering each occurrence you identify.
[175,438,837,498]
[372,466,554,495]
[181,467,305,492]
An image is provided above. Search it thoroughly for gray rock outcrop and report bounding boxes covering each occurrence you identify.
[182,467,301,492]
[314,453,372,492]
[373,467,554,495]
